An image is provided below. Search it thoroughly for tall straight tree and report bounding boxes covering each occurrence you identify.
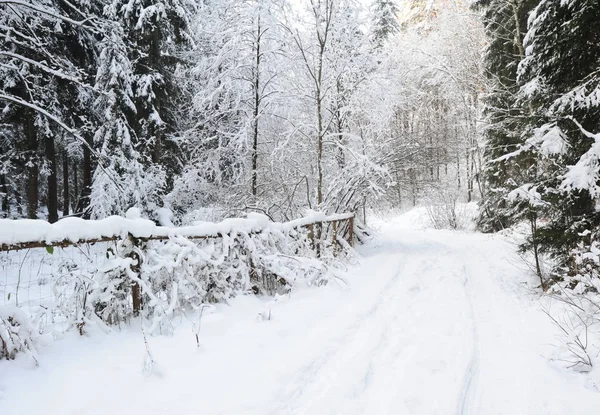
[283,0,339,208]
[514,0,600,263]
[473,0,538,232]
[54,1,103,217]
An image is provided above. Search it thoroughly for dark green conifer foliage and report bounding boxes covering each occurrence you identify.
[518,0,600,262]
[112,1,196,178]
[473,0,538,232]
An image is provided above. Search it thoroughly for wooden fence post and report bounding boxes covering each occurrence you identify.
[128,235,142,316]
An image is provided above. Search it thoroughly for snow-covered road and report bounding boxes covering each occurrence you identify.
[2,210,600,414]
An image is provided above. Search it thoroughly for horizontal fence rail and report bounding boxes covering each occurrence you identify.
[0,212,355,252]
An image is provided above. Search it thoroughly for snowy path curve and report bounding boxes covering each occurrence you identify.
[2,211,600,414]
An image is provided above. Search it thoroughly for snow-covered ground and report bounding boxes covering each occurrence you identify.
[2,207,600,414]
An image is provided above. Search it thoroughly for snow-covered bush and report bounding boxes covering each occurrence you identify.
[425,185,469,230]
[125,224,346,334]
[564,239,600,294]
[0,213,353,337]
[546,230,600,294]
[544,232,600,373]
[0,306,35,360]
[88,237,142,327]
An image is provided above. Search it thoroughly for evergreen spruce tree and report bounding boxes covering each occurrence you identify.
[85,0,197,218]
[516,0,600,266]
[89,24,166,218]
[473,0,538,232]
[372,0,400,46]
[109,0,196,181]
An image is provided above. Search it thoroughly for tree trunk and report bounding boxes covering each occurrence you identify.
[316,54,324,207]
[530,211,544,289]
[509,0,526,61]
[335,81,345,169]
[78,134,93,216]
[395,170,402,208]
[62,149,70,217]
[0,145,7,217]
[73,159,79,207]
[0,173,8,218]
[25,111,38,219]
[46,134,58,223]
[467,147,473,202]
[251,13,261,198]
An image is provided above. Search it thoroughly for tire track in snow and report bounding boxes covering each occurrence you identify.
[269,255,408,414]
[457,265,479,415]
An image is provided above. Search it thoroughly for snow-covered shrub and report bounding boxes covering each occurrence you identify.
[45,238,143,334]
[548,231,600,294]
[566,240,600,294]
[0,212,353,339]
[425,185,469,230]
[135,223,346,334]
[45,215,350,334]
[53,257,96,335]
[545,233,600,374]
[88,237,142,327]
[0,306,35,360]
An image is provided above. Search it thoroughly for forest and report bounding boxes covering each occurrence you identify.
[2,0,598,288]
[2,1,600,412]
[0,0,483,223]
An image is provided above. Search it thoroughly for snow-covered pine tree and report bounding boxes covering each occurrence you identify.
[87,0,196,218]
[473,0,538,232]
[516,0,600,270]
[372,0,400,46]
[108,0,196,195]
[89,22,165,218]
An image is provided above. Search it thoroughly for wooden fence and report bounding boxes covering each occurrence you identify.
[1,213,355,316]
[0,213,355,252]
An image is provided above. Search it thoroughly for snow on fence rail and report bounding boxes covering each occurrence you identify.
[0,211,355,360]
[0,211,355,251]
